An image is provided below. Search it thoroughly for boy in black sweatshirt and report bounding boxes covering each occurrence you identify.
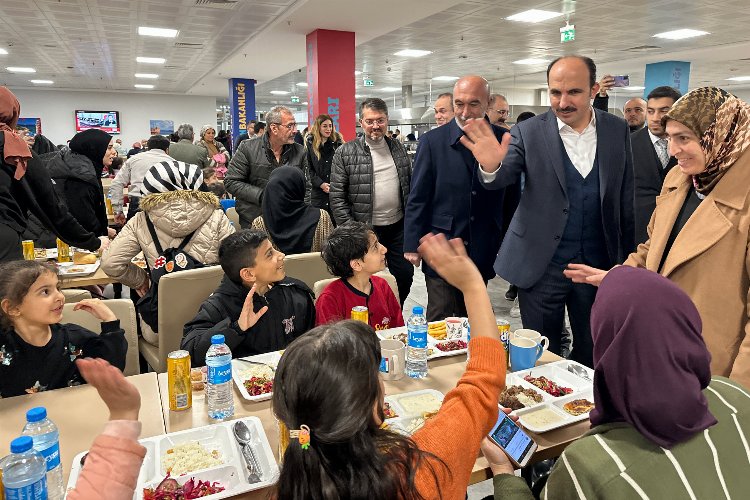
[181,229,315,366]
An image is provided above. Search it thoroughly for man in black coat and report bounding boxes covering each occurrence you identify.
[632,86,682,245]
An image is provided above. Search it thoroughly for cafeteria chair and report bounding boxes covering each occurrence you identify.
[284,252,335,291]
[226,206,240,228]
[312,272,399,303]
[61,289,92,303]
[61,298,140,376]
[138,265,225,373]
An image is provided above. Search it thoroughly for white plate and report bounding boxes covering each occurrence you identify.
[65,417,278,500]
[388,389,444,418]
[428,337,469,360]
[512,364,585,398]
[501,374,549,413]
[231,351,282,402]
[58,260,100,277]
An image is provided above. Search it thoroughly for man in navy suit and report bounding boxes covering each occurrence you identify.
[459,56,635,367]
[404,76,509,321]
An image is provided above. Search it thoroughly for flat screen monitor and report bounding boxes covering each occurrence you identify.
[74,110,120,134]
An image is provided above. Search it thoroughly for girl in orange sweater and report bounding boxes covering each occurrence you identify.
[273,234,506,499]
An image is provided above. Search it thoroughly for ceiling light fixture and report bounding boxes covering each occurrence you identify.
[380,87,400,92]
[618,86,646,91]
[296,82,308,87]
[0,49,8,55]
[653,29,709,40]
[135,73,158,79]
[394,49,432,57]
[302,101,309,105]
[355,71,362,76]
[134,84,154,89]
[432,76,459,81]
[270,90,290,95]
[30,80,53,84]
[6,67,36,73]
[507,9,563,23]
[355,94,364,98]
[138,27,179,38]
[136,57,165,64]
[727,76,750,81]
[512,58,550,65]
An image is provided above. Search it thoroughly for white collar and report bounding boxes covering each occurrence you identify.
[648,128,666,145]
[556,107,596,134]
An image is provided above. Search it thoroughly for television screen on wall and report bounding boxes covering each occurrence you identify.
[75,110,120,134]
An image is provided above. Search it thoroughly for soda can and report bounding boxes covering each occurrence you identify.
[21,240,34,261]
[351,306,369,324]
[56,238,72,263]
[497,319,511,369]
[167,350,192,411]
[105,197,114,215]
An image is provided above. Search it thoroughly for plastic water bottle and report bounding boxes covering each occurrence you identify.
[406,306,428,379]
[2,436,48,500]
[206,334,234,420]
[22,407,63,500]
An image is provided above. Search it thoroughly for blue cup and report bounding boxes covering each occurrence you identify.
[510,337,544,372]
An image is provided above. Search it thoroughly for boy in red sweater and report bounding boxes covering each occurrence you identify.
[317,222,404,330]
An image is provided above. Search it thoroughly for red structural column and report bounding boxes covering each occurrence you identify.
[306,29,356,141]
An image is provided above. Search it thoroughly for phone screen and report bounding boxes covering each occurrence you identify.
[613,75,630,88]
[489,414,535,463]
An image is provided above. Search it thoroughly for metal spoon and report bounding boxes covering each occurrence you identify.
[233,421,262,483]
[567,364,592,382]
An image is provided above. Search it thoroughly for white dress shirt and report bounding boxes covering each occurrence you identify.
[479,108,599,181]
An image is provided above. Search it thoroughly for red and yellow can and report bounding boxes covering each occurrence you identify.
[167,350,192,411]
[351,306,369,324]
[21,240,35,261]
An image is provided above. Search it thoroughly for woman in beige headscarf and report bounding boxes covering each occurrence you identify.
[197,125,229,177]
[566,87,750,387]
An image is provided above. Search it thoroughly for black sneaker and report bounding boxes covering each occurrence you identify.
[505,284,518,301]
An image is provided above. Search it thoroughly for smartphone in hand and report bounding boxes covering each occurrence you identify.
[487,411,538,467]
[612,75,630,88]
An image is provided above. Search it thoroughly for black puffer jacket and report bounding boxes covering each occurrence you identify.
[225,134,307,227]
[330,136,412,225]
[306,134,342,209]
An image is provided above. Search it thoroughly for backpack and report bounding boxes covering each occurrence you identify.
[136,215,204,331]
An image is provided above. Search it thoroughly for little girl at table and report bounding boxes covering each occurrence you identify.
[273,233,507,499]
[0,260,127,398]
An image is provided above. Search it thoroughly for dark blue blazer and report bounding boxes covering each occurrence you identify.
[404,118,508,280]
[483,108,635,288]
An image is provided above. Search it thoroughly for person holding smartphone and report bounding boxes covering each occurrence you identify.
[482,266,750,499]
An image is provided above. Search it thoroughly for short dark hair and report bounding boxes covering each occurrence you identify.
[219,229,268,284]
[647,86,682,103]
[359,98,388,117]
[321,222,374,279]
[547,55,597,88]
[147,134,170,152]
[253,122,266,134]
[437,92,453,101]
[516,111,536,123]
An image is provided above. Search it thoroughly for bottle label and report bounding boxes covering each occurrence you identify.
[175,393,188,409]
[207,362,232,384]
[379,357,389,373]
[40,442,61,471]
[5,476,47,500]
[408,328,427,348]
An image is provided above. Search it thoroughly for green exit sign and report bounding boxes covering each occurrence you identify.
[560,24,575,43]
[291,96,300,103]
[363,79,374,87]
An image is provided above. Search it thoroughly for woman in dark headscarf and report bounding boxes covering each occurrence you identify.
[486,266,750,500]
[251,166,332,254]
[45,128,117,238]
[566,87,750,388]
[0,86,107,261]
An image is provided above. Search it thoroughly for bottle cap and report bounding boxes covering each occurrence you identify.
[412,306,424,315]
[26,407,47,423]
[10,436,33,453]
[211,334,225,345]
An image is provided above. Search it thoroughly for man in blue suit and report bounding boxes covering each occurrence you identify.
[404,76,509,321]
[459,56,635,367]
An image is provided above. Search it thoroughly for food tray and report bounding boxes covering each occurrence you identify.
[58,261,101,277]
[500,373,550,413]
[378,327,468,360]
[509,361,595,433]
[385,389,444,419]
[231,351,282,402]
[64,417,279,500]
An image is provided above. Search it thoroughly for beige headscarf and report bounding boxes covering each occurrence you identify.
[0,87,33,180]
[664,87,750,195]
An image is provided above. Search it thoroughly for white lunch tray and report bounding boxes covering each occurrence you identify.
[231,351,282,402]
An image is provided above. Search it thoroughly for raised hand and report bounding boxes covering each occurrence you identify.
[417,233,483,293]
[76,358,140,421]
[73,298,118,322]
[238,285,269,331]
[459,118,512,173]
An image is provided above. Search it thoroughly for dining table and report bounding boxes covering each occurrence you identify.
[0,373,165,484]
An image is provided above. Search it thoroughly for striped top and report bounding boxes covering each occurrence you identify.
[493,377,750,499]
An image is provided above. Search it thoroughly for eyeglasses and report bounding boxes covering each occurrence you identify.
[495,109,510,116]
[363,118,387,126]
[272,122,298,130]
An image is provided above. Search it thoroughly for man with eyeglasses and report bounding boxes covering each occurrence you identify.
[226,106,307,228]
[487,94,511,130]
[330,98,414,304]
[404,76,509,321]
